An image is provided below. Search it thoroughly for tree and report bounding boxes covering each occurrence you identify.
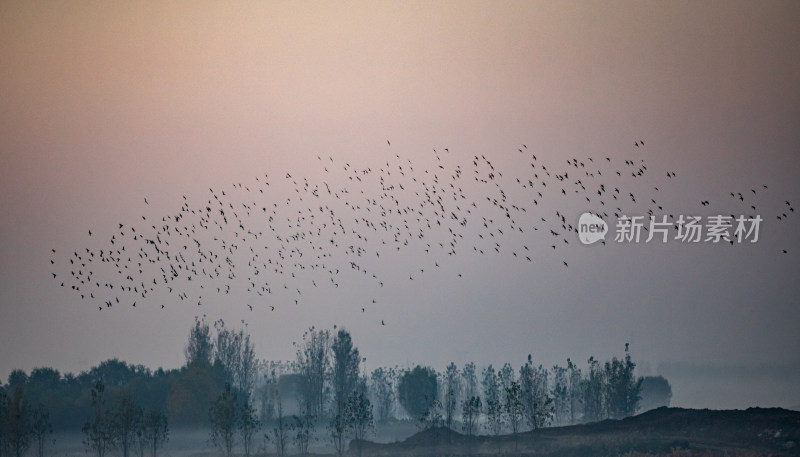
[113,392,143,457]
[185,316,213,368]
[344,391,374,457]
[238,395,258,457]
[583,357,605,422]
[503,381,523,437]
[213,321,259,398]
[551,365,569,426]
[398,366,437,420]
[167,361,226,426]
[498,363,515,392]
[265,391,291,457]
[442,363,460,431]
[0,386,9,457]
[209,384,238,457]
[603,346,642,419]
[461,396,481,437]
[329,329,361,456]
[461,363,478,410]
[638,376,672,412]
[481,365,503,436]
[566,358,583,425]
[237,332,258,398]
[327,412,346,456]
[293,410,314,457]
[214,320,241,389]
[257,369,278,425]
[83,382,115,457]
[141,409,168,457]
[332,330,360,451]
[331,331,361,407]
[294,327,331,418]
[416,399,443,431]
[368,367,395,423]
[90,360,137,388]
[519,355,552,430]
[6,388,30,457]
[6,372,27,393]
[135,423,146,457]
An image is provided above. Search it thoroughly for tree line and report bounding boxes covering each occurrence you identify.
[0,318,671,457]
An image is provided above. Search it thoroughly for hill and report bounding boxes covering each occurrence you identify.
[353,407,800,457]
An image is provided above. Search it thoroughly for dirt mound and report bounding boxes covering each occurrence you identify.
[355,407,800,457]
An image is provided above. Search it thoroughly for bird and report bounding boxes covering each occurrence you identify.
[59,136,781,327]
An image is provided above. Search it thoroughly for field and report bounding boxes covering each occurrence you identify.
[44,407,799,457]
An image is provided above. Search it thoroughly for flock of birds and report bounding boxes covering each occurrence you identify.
[49,140,795,323]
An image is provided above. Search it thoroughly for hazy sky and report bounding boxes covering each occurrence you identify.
[1,1,799,409]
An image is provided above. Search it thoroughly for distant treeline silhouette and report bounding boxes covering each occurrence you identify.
[0,318,671,457]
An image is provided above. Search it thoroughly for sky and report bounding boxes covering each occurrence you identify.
[1,1,799,409]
